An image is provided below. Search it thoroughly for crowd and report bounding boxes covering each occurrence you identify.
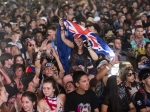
[1,0,150,112]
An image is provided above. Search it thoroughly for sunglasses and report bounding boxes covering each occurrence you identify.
[27,44,33,47]
[127,72,136,77]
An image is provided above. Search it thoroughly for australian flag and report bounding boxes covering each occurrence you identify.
[56,19,115,74]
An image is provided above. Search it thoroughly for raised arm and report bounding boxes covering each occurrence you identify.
[52,48,65,78]
[0,68,11,85]
[59,19,74,48]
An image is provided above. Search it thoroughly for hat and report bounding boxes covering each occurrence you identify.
[96,58,109,69]
[45,62,54,67]
[86,17,94,23]
[26,65,35,73]
[93,17,100,22]
[40,17,47,22]
[138,68,150,81]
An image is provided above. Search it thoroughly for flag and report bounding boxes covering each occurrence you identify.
[56,20,115,74]
[63,19,115,56]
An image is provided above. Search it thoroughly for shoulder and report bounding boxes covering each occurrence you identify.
[57,94,66,101]
[38,98,45,105]
[67,90,76,96]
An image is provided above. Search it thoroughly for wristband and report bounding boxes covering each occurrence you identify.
[87,46,92,50]
[105,66,110,70]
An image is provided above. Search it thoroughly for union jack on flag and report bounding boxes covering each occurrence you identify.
[63,19,115,56]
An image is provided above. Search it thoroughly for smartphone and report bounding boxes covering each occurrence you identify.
[118,56,127,61]
[83,40,88,47]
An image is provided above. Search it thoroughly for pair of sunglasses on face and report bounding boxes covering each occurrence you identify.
[127,72,136,77]
[27,44,33,47]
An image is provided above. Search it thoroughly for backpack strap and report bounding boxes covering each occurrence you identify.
[139,88,147,104]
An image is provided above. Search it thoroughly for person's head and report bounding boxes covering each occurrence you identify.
[119,62,132,70]
[29,19,36,29]
[4,23,12,33]
[132,1,138,9]
[119,67,135,83]
[146,4,150,11]
[11,45,21,57]
[73,36,84,48]
[0,53,13,66]
[72,71,89,91]
[134,25,144,39]
[14,54,25,65]
[96,59,109,72]
[24,14,31,23]
[145,42,150,56]
[136,54,149,68]
[39,17,47,25]
[134,18,142,26]
[116,28,124,37]
[21,91,37,112]
[138,69,150,88]
[43,77,59,97]
[13,64,25,79]
[47,25,57,40]
[0,82,9,105]
[113,38,122,50]
[45,62,58,77]
[125,33,134,43]
[36,31,43,43]
[38,24,47,32]
[65,81,76,94]
[118,14,126,23]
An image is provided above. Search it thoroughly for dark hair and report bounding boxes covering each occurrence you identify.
[39,24,47,31]
[125,33,132,42]
[4,23,12,29]
[13,64,25,72]
[19,27,26,34]
[107,75,119,112]
[0,53,12,65]
[47,25,57,31]
[139,68,150,81]
[43,77,59,96]
[136,54,148,68]
[145,42,150,49]
[21,91,38,112]
[14,54,25,65]
[72,71,87,84]
[135,25,143,31]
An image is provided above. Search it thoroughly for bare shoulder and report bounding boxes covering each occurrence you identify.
[57,94,66,103]
[38,98,45,105]
[38,99,46,111]
[58,94,66,99]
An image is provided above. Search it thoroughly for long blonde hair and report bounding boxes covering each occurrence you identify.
[0,82,8,112]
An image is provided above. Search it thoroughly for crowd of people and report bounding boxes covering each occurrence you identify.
[1,0,150,111]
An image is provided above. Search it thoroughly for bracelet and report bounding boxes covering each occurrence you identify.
[109,62,113,66]
[87,46,92,50]
[105,66,110,70]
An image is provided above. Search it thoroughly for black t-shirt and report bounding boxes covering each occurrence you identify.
[135,89,150,112]
[65,90,99,112]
